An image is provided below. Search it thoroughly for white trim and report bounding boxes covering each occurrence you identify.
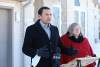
[0,2,16,67]
[0,2,16,9]
[51,5,62,35]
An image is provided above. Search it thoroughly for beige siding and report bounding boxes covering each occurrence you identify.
[0,0,21,10]
[43,0,60,6]
[0,0,20,4]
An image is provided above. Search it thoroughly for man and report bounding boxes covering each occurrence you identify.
[22,6,61,67]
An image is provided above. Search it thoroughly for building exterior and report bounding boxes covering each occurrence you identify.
[0,0,100,67]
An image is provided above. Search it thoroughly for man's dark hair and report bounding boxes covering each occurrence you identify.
[38,6,50,15]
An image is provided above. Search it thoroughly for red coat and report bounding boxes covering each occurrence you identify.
[60,34,95,67]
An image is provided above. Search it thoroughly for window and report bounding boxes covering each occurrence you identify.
[74,11,85,35]
[52,7,60,28]
[74,11,79,23]
[99,21,100,39]
[75,0,80,6]
[81,12,85,35]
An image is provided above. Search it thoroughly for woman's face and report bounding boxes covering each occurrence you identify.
[73,25,81,37]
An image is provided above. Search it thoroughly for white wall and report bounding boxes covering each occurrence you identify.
[0,1,24,67]
[22,0,35,67]
[86,0,100,56]
[11,3,24,67]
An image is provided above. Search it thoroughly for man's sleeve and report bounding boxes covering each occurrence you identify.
[22,27,36,58]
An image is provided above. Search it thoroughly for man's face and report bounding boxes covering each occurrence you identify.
[39,9,52,24]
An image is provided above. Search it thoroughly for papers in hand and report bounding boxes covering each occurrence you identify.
[61,57,100,67]
[61,59,77,67]
[32,54,41,67]
[76,56,99,66]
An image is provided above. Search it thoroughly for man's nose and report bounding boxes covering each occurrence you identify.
[48,15,52,18]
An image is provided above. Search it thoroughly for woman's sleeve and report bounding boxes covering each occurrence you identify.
[86,38,95,56]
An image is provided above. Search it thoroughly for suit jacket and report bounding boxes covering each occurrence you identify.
[22,19,61,58]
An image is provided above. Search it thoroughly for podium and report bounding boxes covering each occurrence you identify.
[61,57,100,67]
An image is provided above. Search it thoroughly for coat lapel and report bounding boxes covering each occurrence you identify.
[34,20,56,42]
[34,20,50,41]
[50,26,56,41]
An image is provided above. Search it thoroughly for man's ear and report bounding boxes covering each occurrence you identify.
[38,15,41,19]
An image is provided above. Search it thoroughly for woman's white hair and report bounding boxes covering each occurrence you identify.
[67,23,82,36]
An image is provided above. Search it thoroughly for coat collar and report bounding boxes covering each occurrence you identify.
[34,19,55,41]
[40,20,51,28]
[69,35,84,43]
[66,33,84,43]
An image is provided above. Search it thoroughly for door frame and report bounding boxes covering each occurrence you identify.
[0,2,16,67]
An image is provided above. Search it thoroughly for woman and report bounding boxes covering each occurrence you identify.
[60,23,95,67]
